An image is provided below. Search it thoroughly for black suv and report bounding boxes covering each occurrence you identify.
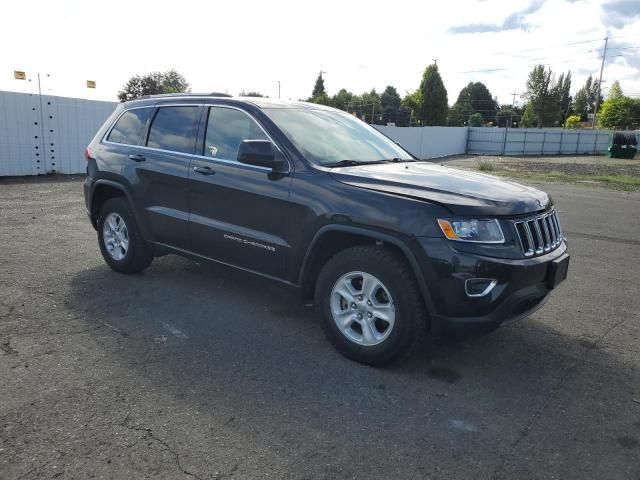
[84,94,569,365]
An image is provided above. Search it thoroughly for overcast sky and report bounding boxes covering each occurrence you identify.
[1,0,639,105]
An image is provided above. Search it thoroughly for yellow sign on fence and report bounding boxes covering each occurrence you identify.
[14,71,26,80]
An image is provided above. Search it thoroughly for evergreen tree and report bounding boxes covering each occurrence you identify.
[380,86,402,124]
[311,72,326,98]
[416,63,448,126]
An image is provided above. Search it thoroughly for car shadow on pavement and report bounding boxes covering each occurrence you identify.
[64,254,639,479]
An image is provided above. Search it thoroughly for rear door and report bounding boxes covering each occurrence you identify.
[188,105,293,278]
[102,106,153,180]
[122,105,201,249]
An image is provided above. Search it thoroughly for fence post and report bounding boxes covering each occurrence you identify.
[541,131,546,155]
[465,126,470,154]
[559,130,563,155]
[523,130,527,155]
[576,132,581,154]
[501,126,508,155]
[592,131,598,155]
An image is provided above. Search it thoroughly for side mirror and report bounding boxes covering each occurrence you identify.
[237,140,284,171]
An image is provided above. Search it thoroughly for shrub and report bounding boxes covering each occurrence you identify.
[477,159,496,171]
[564,115,581,129]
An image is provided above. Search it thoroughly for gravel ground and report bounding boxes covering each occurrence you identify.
[1,176,640,479]
[440,154,640,177]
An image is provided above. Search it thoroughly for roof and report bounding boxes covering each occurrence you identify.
[123,93,336,111]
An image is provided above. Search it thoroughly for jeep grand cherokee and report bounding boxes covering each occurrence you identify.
[84,94,569,365]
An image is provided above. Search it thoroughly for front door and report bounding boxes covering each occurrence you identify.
[188,105,293,278]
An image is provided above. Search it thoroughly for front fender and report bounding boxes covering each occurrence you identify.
[297,224,436,317]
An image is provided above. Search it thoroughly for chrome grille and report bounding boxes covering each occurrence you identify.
[514,210,563,257]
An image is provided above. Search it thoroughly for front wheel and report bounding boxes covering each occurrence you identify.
[315,245,428,366]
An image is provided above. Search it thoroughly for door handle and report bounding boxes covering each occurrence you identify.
[193,166,215,175]
[128,154,145,162]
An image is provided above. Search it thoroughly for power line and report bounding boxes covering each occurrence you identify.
[482,37,604,57]
[458,52,631,75]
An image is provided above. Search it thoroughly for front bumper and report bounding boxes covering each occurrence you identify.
[414,237,568,336]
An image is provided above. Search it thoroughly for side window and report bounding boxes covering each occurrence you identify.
[204,107,268,160]
[106,108,152,145]
[147,106,200,154]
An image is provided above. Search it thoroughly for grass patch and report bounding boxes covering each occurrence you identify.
[492,169,640,191]
[476,159,496,172]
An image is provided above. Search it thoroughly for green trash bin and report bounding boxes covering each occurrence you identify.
[607,132,637,159]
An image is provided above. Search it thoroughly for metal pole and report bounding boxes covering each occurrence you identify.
[592,36,608,129]
[371,103,375,125]
[501,120,508,156]
[36,73,47,173]
[277,81,281,99]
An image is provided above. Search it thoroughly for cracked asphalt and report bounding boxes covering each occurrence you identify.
[1,175,639,479]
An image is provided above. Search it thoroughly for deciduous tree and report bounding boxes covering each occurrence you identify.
[117,70,189,102]
[455,82,497,122]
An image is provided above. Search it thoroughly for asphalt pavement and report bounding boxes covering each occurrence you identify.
[1,175,639,479]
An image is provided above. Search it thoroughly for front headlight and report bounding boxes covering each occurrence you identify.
[437,218,505,244]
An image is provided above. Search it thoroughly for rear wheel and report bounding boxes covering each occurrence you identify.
[315,245,428,366]
[97,198,153,274]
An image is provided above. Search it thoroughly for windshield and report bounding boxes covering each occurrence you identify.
[264,108,412,166]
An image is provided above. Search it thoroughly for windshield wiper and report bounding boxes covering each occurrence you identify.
[323,159,399,168]
[386,157,419,163]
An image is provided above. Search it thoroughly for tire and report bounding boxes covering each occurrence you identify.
[314,245,428,366]
[97,197,153,274]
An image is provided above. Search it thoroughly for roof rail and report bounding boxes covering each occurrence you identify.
[137,92,233,100]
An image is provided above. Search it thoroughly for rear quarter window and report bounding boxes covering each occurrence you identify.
[106,108,152,145]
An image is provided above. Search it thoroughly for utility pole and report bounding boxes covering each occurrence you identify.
[592,36,608,129]
[507,92,518,128]
[277,81,281,99]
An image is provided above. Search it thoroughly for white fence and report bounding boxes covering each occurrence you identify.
[375,125,468,159]
[1,89,637,177]
[0,91,116,176]
[466,127,616,156]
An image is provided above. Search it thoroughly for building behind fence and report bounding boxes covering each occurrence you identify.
[1,90,638,176]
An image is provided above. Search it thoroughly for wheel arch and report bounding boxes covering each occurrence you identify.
[89,180,146,236]
[298,225,435,315]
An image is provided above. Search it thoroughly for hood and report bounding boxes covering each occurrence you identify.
[329,162,551,216]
